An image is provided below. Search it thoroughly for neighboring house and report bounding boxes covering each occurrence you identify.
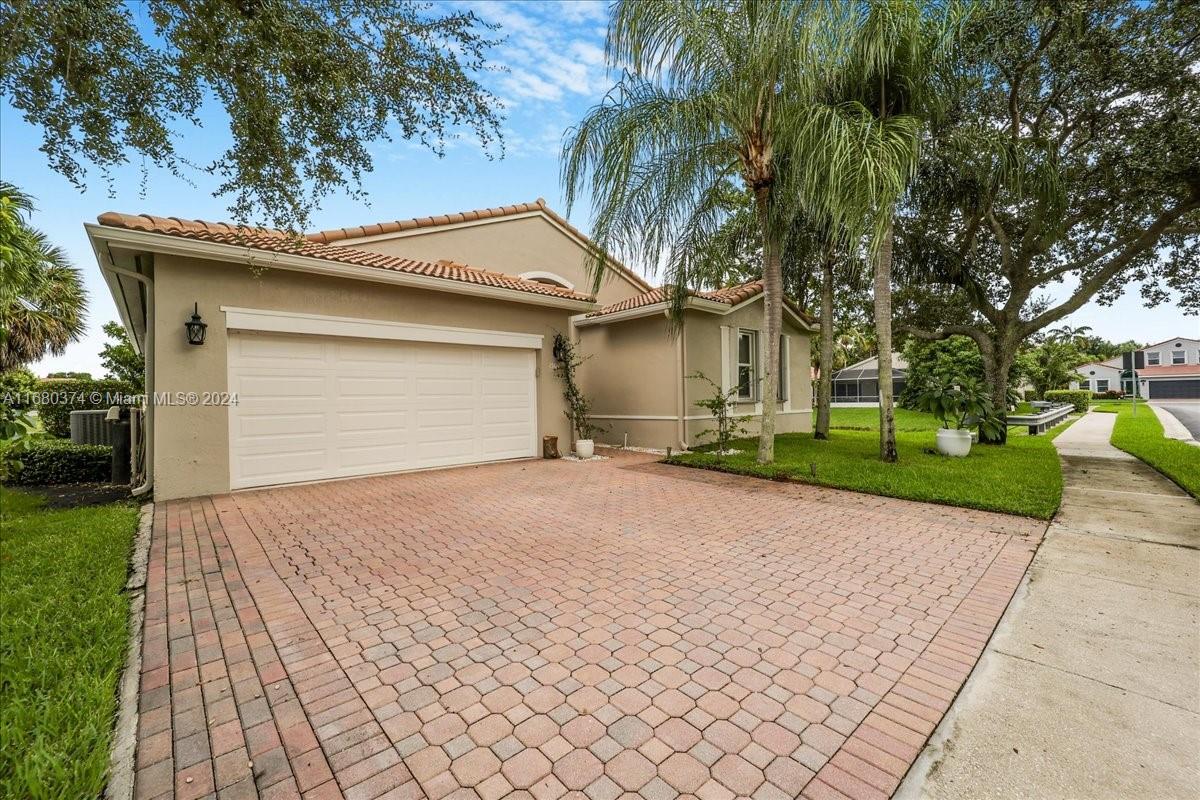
[1071,360,1123,394]
[1069,337,1200,399]
[576,285,814,450]
[87,200,813,500]
[830,354,907,405]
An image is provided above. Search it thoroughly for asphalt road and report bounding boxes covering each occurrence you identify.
[1157,402,1200,439]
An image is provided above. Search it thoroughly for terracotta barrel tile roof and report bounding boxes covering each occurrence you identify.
[95,212,594,302]
[586,280,812,324]
[1137,364,1200,377]
[305,200,550,244]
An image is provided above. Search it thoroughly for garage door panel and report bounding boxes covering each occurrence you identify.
[229,331,535,489]
[337,410,408,432]
[336,376,409,397]
[238,450,328,481]
[235,412,326,438]
[234,335,326,363]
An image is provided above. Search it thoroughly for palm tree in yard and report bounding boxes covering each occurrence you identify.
[0,182,87,370]
[562,0,913,464]
[841,0,969,462]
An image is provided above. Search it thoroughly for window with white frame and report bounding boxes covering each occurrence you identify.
[1172,349,1185,364]
[1096,379,1109,392]
[1146,351,1160,365]
[737,330,757,400]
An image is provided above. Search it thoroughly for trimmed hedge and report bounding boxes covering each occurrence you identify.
[1093,389,1125,400]
[1045,389,1091,413]
[10,440,112,486]
[1022,389,1040,401]
[33,378,138,438]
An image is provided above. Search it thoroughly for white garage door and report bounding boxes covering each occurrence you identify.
[227,331,537,489]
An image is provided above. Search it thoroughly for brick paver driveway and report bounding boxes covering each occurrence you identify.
[137,452,1043,800]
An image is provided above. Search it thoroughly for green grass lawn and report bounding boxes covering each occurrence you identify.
[0,487,139,799]
[1104,404,1200,499]
[670,410,1072,519]
[829,406,944,431]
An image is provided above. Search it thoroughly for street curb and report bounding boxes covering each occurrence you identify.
[1149,403,1200,446]
[106,502,153,800]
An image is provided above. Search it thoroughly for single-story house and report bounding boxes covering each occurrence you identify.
[1069,337,1200,399]
[830,354,907,404]
[88,199,814,500]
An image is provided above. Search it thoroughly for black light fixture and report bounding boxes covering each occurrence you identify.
[185,303,207,345]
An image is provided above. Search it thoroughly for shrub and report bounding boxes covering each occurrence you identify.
[33,378,138,439]
[9,439,112,485]
[1044,389,1090,413]
[1023,389,1041,402]
[551,333,606,440]
[1092,389,1124,400]
[0,368,40,410]
[689,371,751,458]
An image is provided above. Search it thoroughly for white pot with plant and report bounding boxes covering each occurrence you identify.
[916,376,1001,457]
[552,333,607,459]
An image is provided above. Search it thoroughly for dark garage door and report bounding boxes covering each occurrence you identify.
[1148,379,1200,399]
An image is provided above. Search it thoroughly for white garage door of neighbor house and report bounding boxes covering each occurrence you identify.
[227,331,537,489]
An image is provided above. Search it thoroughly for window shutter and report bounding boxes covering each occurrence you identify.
[720,325,732,396]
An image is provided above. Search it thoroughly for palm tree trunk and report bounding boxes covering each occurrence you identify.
[814,244,834,440]
[756,187,781,464]
[875,212,898,463]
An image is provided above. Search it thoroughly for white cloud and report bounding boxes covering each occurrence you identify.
[462,0,611,104]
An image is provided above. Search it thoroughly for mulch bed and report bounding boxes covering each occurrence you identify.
[20,483,134,509]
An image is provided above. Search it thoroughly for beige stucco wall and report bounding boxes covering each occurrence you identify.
[150,253,576,500]
[575,302,813,451]
[333,215,648,306]
[577,313,681,449]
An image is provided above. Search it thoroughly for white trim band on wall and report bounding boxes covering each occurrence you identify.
[220,306,545,350]
[591,410,814,421]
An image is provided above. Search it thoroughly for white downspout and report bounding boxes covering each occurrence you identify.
[99,261,154,497]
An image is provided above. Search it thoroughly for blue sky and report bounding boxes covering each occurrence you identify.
[2,0,1193,376]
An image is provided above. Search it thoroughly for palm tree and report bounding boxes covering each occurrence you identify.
[563,0,912,463]
[841,0,969,462]
[0,183,87,370]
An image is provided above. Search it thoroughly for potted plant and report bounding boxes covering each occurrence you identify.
[552,333,606,458]
[915,376,997,457]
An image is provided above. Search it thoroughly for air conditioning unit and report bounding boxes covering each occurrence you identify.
[70,409,118,446]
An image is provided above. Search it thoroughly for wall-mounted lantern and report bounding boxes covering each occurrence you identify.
[185,303,208,346]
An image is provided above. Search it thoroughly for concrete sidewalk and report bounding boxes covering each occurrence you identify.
[899,411,1200,799]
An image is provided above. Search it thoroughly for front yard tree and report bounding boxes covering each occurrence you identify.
[564,0,906,464]
[900,0,1200,441]
[1,0,503,230]
[842,0,968,463]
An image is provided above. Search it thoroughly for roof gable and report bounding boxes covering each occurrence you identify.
[305,198,653,294]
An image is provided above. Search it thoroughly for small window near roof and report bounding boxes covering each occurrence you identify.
[1172,350,1185,364]
[737,330,757,400]
[1147,351,1160,365]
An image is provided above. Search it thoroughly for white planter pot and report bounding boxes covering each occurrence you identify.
[575,439,594,459]
[936,428,972,457]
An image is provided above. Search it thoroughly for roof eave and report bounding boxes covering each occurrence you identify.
[85,223,598,313]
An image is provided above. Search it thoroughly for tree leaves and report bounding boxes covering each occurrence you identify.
[0,0,504,231]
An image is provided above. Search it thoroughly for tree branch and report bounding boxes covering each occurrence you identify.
[1022,195,1200,334]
